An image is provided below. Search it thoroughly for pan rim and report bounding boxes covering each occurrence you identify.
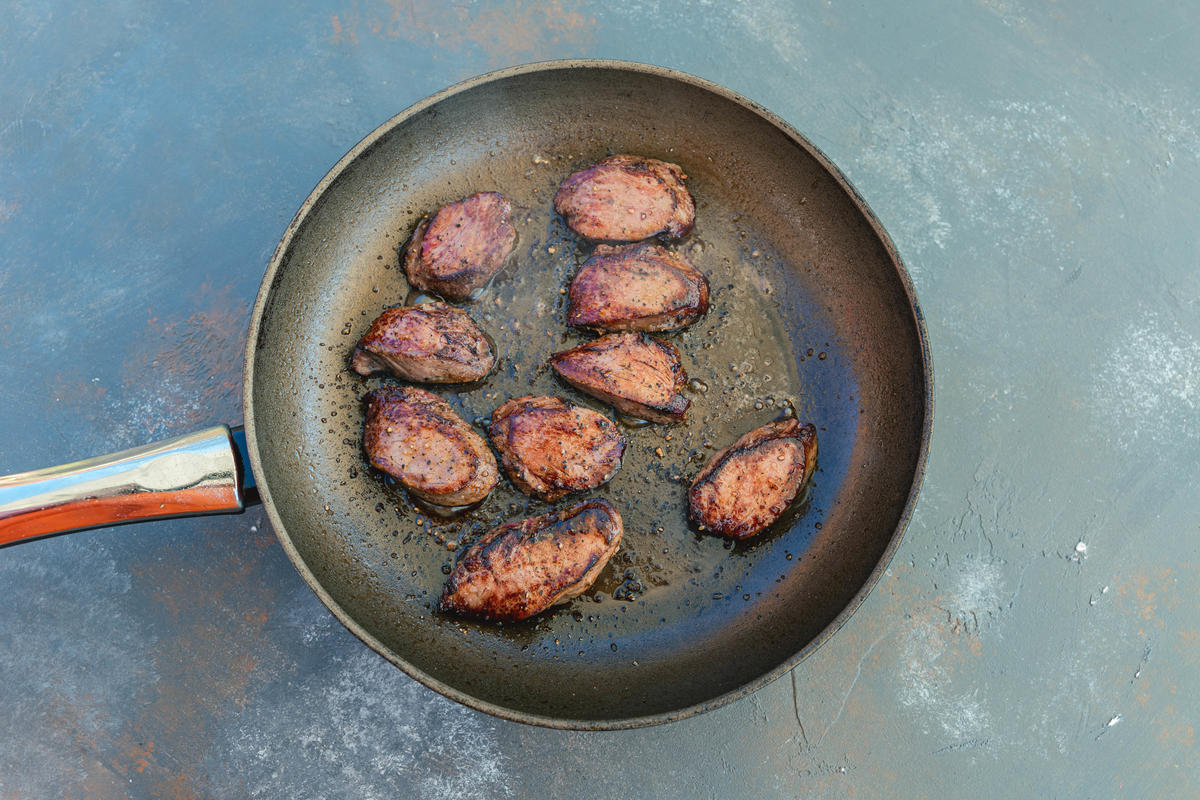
[243,58,933,731]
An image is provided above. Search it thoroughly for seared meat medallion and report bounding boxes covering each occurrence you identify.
[350,150,824,626]
[439,499,623,621]
[566,242,709,333]
[554,155,694,242]
[403,192,517,301]
[688,419,818,539]
[362,386,499,507]
[350,303,494,383]
[488,396,625,501]
[550,332,690,424]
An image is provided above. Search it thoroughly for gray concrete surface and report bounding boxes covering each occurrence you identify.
[1,1,1196,797]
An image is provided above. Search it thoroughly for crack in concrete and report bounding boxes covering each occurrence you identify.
[790,670,810,751]
[815,632,889,749]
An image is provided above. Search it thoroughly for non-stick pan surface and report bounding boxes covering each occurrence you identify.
[245,60,930,729]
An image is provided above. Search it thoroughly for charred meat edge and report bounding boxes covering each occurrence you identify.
[688,419,818,539]
[349,303,495,383]
[438,498,623,621]
[553,155,695,241]
[549,332,690,424]
[362,386,498,507]
[401,192,516,301]
[566,243,710,333]
[488,396,626,501]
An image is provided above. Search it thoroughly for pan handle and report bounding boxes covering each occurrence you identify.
[0,425,257,546]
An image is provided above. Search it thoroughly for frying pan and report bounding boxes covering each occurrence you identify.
[0,61,931,729]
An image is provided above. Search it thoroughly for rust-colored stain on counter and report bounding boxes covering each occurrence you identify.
[113,282,246,443]
[98,523,282,796]
[1114,565,1184,627]
[330,0,595,63]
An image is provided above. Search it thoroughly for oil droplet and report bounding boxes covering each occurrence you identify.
[616,411,652,428]
[412,496,485,519]
[818,352,827,361]
[405,290,440,305]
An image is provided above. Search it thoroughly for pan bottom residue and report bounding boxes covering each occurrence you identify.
[310,161,856,712]
[250,65,924,723]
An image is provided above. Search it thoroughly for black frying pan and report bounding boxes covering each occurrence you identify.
[0,61,931,729]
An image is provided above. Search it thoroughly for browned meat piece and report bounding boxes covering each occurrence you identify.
[350,303,495,383]
[439,499,623,621]
[402,192,517,301]
[488,396,625,501]
[566,242,710,332]
[363,386,499,507]
[549,332,690,424]
[553,155,695,242]
[688,419,818,539]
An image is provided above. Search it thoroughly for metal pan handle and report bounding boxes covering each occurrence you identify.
[0,425,257,546]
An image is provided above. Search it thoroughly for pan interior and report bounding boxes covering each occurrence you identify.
[249,66,926,724]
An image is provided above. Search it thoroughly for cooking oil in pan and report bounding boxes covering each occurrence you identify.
[312,155,852,661]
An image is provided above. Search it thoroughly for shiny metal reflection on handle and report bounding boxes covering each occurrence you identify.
[0,426,246,546]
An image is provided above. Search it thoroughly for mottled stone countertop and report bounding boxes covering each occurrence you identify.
[1,2,1195,797]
